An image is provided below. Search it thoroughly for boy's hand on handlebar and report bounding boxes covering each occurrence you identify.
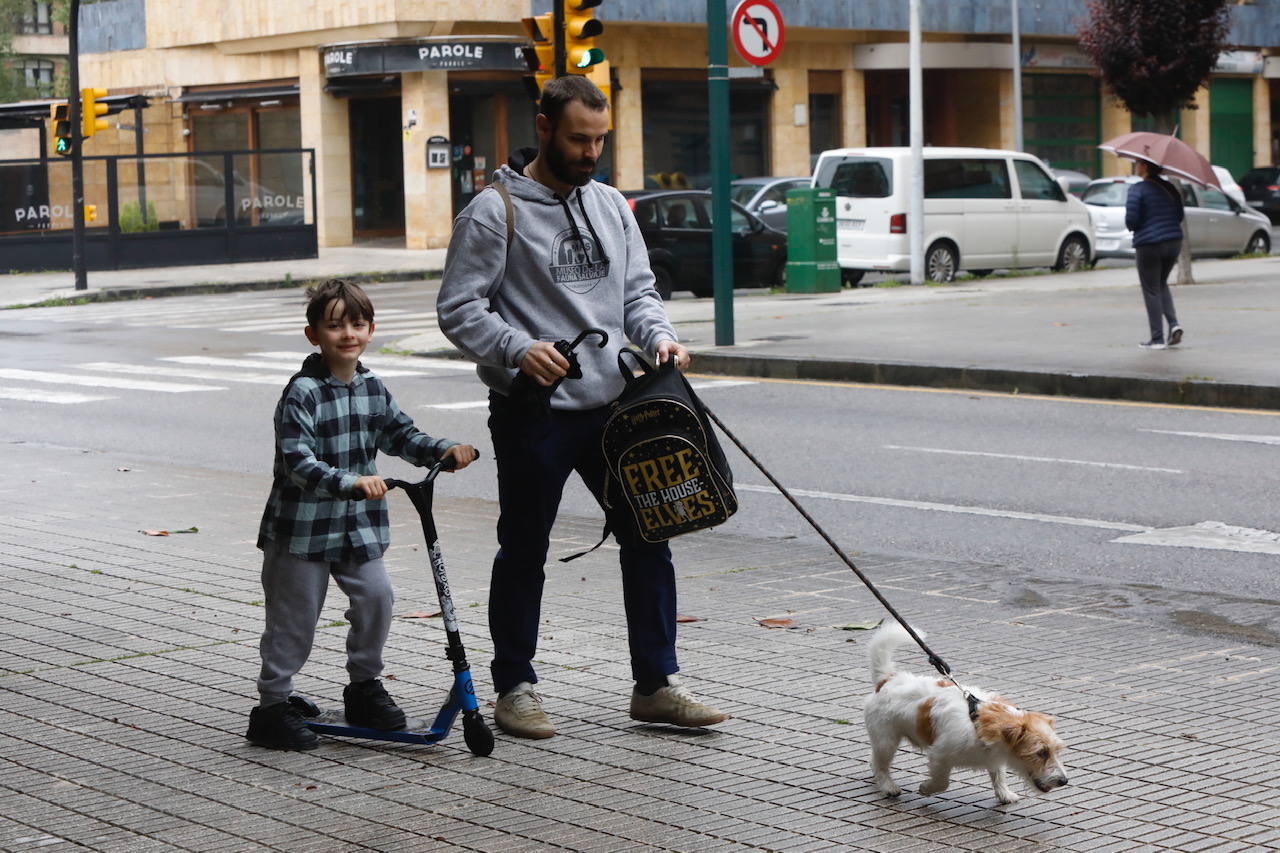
[443,444,478,471]
[354,475,388,500]
[520,341,570,386]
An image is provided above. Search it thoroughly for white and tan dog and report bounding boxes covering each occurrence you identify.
[863,620,1068,805]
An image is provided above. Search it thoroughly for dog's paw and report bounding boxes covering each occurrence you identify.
[917,780,948,796]
[995,789,1021,805]
[877,782,902,798]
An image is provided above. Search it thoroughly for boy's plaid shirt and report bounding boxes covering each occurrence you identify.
[258,354,456,562]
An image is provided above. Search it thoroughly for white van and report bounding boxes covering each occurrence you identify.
[811,147,1094,283]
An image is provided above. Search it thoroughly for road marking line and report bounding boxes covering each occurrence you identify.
[0,368,219,393]
[426,401,489,410]
[251,351,480,371]
[883,444,1183,474]
[0,386,113,404]
[733,482,1148,532]
[1113,521,1280,555]
[79,362,293,385]
[689,379,757,390]
[1140,429,1280,446]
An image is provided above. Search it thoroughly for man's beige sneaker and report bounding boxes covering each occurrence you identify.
[629,676,728,727]
[493,682,555,739]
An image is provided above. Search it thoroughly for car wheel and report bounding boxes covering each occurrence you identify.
[968,269,994,278]
[690,281,714,298]
[1054,235,1090,272]
[925,241,958,283]
[841,269,865,287]
[652,264,674,300]
[1245,231,1271,256]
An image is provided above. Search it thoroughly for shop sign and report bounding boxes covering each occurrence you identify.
[1214,51,1263,75]
[1021,44,1092,69]
[325,40,527,77]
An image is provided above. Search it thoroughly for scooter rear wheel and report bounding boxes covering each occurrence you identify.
[462,711,495,757]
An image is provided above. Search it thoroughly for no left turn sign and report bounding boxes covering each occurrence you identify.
[731,0,785,67]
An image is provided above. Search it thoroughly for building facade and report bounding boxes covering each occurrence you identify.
[3,0,68,157]
[62,0,1280,249]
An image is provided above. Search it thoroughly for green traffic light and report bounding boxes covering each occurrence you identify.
[574,47,605,68]
[56,137,71,155]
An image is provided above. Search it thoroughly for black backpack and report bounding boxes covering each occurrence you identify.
[602,350,738,543]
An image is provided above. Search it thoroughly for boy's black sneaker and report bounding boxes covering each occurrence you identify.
[246,701,319,751]
[343,678,407,730]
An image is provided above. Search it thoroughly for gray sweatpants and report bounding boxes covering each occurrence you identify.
[255,539,395,707]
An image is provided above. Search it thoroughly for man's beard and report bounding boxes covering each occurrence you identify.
[544,137,596,188]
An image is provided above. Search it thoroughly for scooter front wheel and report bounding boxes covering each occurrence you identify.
[462,711,494,757]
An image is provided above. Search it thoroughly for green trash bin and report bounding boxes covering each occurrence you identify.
[784,187,840,293]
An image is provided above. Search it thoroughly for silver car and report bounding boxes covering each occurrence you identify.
[730,176,810,232]
[1084,176,1271,259]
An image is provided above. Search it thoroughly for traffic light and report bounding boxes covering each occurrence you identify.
[562,0,604,74]
[521,14,555,101]
[587,60,613,129]
[49,103,73,156]
[81,87,109,138]
[83,204,97,223]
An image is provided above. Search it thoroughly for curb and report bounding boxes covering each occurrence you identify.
[4,267,443,309]
[689,351,1280,411]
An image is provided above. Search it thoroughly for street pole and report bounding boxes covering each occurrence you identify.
[708,0,734,345]
[1011,0,1023,151]
[908,0,924,285]
[68,0,87,290]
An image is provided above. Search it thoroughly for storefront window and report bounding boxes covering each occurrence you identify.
[188,103,303,228]
[1023,73,1101,177]
[641,77,769,188]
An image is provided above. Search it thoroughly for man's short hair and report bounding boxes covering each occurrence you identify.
[539,75,608,125]
[305,279,375,327]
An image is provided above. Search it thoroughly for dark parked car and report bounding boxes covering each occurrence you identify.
[1240,166,1280,222]
[623,189,788,298]
[730,176,810,231]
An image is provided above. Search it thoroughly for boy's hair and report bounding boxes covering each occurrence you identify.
[305,279,375,328]
[539,75,608,126]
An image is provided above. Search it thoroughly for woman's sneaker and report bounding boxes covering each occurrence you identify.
[343,678,407,730]
[1138,338,1166,350]
[246,701,319,751]
[494,682,555,739]
[1168,325,1183,346]
[629,676,728,728]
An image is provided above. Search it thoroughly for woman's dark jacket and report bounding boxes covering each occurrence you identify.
[1125,178,1185,248]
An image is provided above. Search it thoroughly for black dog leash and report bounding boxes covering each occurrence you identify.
[701,404,981,710]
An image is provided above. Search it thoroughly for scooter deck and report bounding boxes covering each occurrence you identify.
[306,709,449,745]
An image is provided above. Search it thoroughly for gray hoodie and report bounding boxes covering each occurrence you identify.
[437,163,677,410]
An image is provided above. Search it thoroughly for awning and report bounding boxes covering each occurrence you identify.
[173,85,299,104]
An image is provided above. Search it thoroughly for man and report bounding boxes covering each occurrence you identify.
[437,76,727,739]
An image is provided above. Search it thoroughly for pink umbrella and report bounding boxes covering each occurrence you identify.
[1098,131,1221,190]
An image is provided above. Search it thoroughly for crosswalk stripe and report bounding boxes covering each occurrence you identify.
[78,362,293,385]
[217,309,425,332]
[47,300,281,322]
[161,355,425,377]
[0,386,113,404]
[426,401,490,410]
[249,351,477,372]
[0,368,220,393]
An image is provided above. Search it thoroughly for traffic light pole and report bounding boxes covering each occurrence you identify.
[552,1,567,78]
[707,0,734,345]
[68,0,87,291]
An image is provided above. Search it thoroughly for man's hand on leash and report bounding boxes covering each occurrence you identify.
[656,340,690,372]
[521,341,570,387]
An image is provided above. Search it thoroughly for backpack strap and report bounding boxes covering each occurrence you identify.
[490,181,515,244]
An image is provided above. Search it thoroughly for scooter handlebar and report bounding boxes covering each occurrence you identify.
[367,450,481,496]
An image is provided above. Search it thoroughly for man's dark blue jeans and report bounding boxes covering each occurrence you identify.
[487,391,678,695]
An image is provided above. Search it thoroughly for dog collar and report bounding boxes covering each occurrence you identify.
[966,692,983,722]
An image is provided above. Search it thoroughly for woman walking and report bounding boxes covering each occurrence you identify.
[1126,159,1185,350]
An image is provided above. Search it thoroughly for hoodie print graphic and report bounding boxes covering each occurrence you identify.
[551,227,611,293]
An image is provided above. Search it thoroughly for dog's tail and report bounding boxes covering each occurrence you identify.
[868,619,921,685]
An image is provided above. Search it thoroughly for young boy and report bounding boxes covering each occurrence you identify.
[249,279,477,750]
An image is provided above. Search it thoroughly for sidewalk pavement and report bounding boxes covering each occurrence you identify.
[4,440,1279,852]
[6,247,1278,409]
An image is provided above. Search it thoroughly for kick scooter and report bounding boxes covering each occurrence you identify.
[288,456,495,757]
